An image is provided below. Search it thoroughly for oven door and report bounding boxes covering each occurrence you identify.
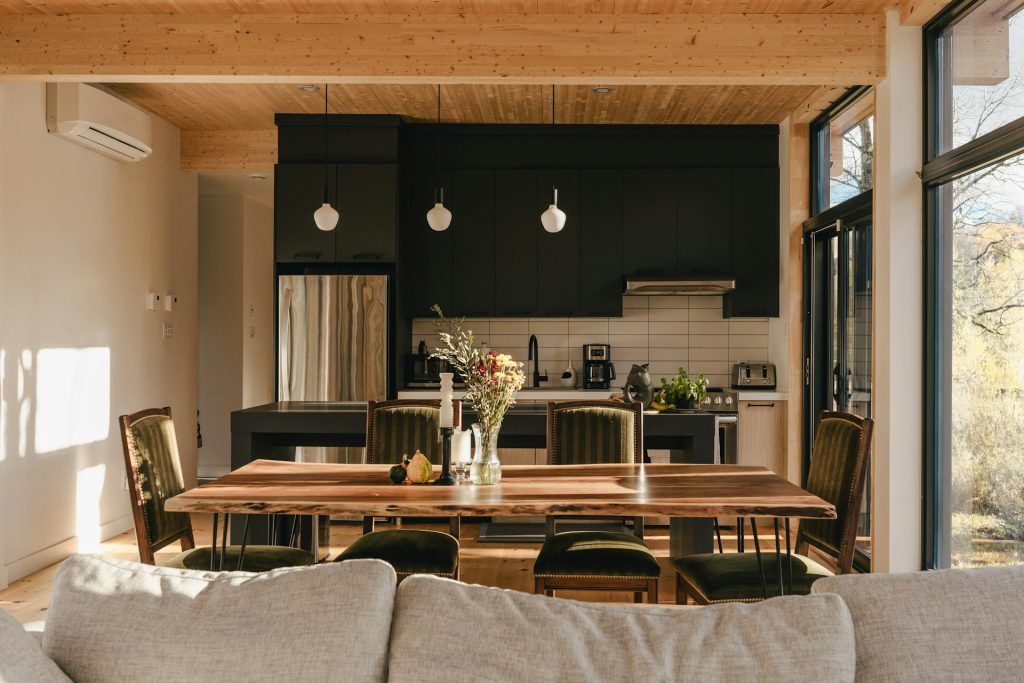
[715,415,738,465]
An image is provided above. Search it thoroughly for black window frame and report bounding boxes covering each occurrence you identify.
[810,86,876,216]
[923,0,1024,569]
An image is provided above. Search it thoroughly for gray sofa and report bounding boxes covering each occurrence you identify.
[2,554,1022,682]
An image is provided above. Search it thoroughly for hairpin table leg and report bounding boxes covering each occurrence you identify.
[237,515,250,570]
[773,518,784,597]
[219,513,229,571]
[209,513,219,572]
[751,519,768,600]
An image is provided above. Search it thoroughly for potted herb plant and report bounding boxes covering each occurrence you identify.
[653,368,710,410]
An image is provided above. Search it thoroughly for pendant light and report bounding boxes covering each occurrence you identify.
[426,84,453,232]
[313,82,339,232]
[541,84,566,234]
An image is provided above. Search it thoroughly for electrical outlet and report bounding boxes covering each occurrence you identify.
[162,322,174,339]
[249,326,256,338]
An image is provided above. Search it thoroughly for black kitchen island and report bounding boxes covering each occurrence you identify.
[229,401,717,558]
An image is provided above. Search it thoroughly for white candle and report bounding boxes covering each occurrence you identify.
[439,372,454,428]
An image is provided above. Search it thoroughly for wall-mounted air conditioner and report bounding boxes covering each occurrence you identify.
[45,83,153,162]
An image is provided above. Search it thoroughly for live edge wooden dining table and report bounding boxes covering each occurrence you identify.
[166,459,835,592]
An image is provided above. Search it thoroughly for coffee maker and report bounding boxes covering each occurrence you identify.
[582,343,616,390]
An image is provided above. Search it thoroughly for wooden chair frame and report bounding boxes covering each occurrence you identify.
[675,410,874,605]
[364,398,462,538]
[537,400,656,603]
[119,406,195,565]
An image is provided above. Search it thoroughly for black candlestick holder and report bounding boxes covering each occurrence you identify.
[434,426,455,485]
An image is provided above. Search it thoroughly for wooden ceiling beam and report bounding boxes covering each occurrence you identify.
[898,0,949,26]
[0,12,885,85]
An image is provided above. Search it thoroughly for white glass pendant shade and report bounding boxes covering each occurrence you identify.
[541,187,566,233]
[426,202,452,231]
[314,202,339,231]
[426,187,452,231]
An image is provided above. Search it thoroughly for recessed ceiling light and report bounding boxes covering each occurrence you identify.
[249,173,267,180]
[298,84,320,93]
[592,86,614,94]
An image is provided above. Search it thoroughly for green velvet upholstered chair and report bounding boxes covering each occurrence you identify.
[533,400,659,603]
[119,407,314,571]
[674,411,874,604]
[334,400,461,582]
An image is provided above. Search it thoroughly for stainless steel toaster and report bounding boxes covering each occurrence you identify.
[732,362,777,389]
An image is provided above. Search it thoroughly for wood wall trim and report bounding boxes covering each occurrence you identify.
[785,118,810,485]
[180,129,276,170]
[0,13,885,85]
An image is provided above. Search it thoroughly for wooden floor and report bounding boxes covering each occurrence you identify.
[0,517,767,623]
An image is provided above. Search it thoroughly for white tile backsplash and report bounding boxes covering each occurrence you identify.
[411,295,772,388]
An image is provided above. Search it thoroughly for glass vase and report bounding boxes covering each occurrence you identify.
[470,422,502,485]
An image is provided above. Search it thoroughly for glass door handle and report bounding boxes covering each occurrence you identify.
[833,366,842,406]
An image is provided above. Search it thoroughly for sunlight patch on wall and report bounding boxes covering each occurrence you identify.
[76,463,106,552]
[34,347,110,455]
[18,349,32,458]
[1,348,6,462]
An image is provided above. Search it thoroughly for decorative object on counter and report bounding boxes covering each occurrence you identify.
[431,305,526,484]
[622,363,655,408]
[435,372,456,485]
[406,450,433,484]
[389,458,408,484]
[425,84,452,232]
[732,361,777,390]
[312,82,339,232]
[657,368,710,410]
[560,362,577,387]
[540,85,567,234]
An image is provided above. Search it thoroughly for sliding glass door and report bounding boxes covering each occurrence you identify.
[804,199,873,562]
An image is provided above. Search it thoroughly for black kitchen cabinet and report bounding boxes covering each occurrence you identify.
[536,169,581,316]
[336,163,397,262]
[493,170,538,316]
[579,169,624,316]
[622,169,678,276]
[677,169,733,276]
[275,164,337,262]
[401,169,453,315]
[725,167,780,317]
[451,169,496,316]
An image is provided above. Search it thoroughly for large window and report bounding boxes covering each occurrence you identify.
[926,0,1024,569]
[806,88,875,567]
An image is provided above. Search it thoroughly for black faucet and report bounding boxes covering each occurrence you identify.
[527,335,547,388]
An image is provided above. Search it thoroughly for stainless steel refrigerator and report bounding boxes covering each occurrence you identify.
[277,274,388,463]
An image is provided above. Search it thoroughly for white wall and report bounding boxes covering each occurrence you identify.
[873,10,924,572]
[0,83,198,588]
[197,192,274,479]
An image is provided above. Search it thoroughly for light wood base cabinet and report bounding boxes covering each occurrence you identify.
[737,399,786,476]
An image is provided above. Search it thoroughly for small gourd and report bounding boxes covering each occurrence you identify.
[406,450,433,484]
[388,457,408,485]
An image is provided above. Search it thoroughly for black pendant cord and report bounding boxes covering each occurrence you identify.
[435,84,442,204]
[550,84,556,203]
[322,82,329,205]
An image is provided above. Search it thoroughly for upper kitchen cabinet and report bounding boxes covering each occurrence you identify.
[536,169,580,316]
[451,169,496,317]
[622,169,678,276]
[494,169,538,316]
[335,163,397,262]
[579,169,623,317]
[400,168,453,316]
[725,167,780,318]
[275,163,336,262]
[677,169,732,276]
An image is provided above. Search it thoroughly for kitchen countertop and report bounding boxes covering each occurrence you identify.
[401,388,789,402]
[736,391,788,401]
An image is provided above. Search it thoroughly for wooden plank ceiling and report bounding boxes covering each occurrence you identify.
[106,83,821,129]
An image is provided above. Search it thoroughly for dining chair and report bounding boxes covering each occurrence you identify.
[119,407,314,571]
[674,410,874,604]
[532,400,660,603]
[334,399,460,582]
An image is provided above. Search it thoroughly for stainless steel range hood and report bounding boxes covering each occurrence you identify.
[624,277,736,296]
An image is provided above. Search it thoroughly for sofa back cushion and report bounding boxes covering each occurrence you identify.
[812,565,1024,681]
[0,606,71,683]
[389,575,856,682]
[43,555,396,683]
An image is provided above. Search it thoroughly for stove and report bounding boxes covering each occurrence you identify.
[703,388,738,414]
